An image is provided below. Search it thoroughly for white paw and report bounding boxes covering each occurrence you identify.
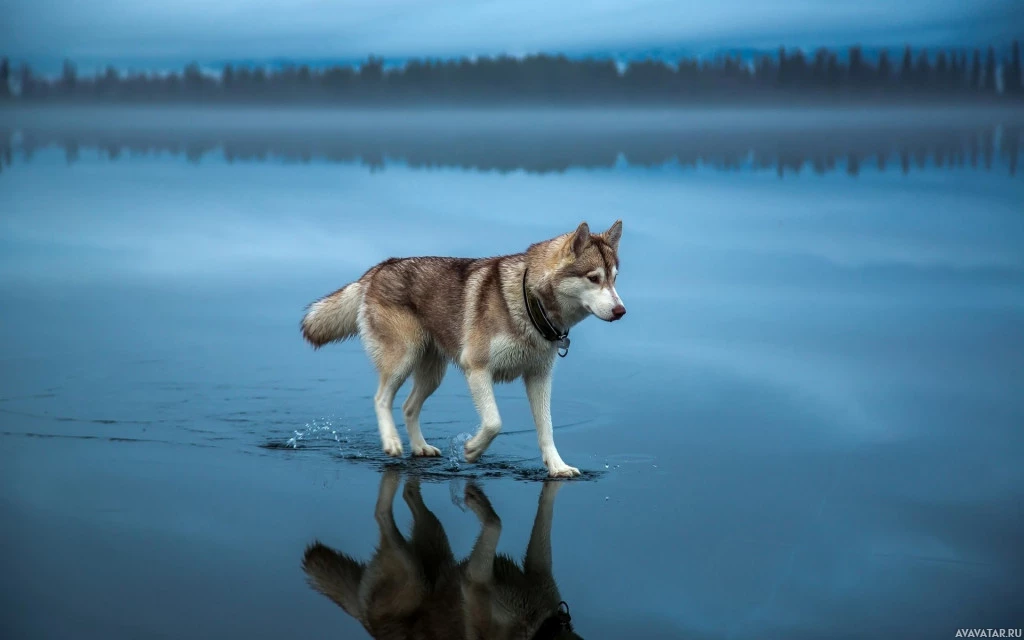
[464,434,495,464]
[382,435,404,457]
[547,463,581,478]
[464,437,488,463]
[411,443,442,457]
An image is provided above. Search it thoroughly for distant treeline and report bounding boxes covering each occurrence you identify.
[1,42,1022,104]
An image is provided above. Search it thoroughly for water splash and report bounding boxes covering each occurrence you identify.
[446,432,473,470]
[285,417,349,449]
[449,477,469,511]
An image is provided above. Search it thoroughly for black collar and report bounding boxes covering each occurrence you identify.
[522,268,570,357]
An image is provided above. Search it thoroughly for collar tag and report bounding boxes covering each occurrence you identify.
[555,336,570,357]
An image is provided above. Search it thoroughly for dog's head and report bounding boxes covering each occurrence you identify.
[551,220,626,323]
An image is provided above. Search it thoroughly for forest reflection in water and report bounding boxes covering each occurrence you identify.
[0,106,1020,176]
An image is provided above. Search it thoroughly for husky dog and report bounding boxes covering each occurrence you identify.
[301,221,625,478]
[302,470,582,639]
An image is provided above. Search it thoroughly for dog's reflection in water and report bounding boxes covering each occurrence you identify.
[302,470,582,640]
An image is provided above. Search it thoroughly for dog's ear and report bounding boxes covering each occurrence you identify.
[602,219,622,251]
[569,222,590,257]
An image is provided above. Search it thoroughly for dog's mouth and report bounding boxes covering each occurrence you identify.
[585,303,624,323]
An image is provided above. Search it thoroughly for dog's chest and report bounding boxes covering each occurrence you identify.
[487,335,550,381]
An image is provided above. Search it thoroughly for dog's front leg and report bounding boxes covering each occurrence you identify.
[524,371,581,478]
[464,368,502,463]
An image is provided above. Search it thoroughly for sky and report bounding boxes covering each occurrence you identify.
[3,0,1022,72]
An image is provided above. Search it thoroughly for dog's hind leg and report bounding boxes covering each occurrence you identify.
[363,308,424,458]
[402,349,446,457]
[374,366,415,457]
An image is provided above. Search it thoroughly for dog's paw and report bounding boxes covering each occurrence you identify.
[381,435,404,457]
[411,443,442,457]
[547,463,581,478]
[464,438,486,463]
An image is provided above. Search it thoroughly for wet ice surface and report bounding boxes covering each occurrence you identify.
[1,108,1023,639]
[260,420,606,481]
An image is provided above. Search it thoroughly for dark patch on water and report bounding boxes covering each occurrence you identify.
[0,408,159,425]
[398,460,605,483]
[1,431,217,449]
[0,393,59,402]
[259,428,605,483]
[3,431,101,441]
[259,441,297,450]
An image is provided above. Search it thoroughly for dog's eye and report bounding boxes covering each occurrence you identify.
[587,274,601,284]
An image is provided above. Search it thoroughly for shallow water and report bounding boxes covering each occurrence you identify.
[1,107,1023,639]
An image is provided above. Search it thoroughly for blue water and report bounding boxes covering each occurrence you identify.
[1,107,1022,639]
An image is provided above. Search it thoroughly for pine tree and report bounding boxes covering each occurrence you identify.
[0,57,10,100]
[915,49,931,89]
[1007,40,1022,96]
[900,46,914,89]
[971,49,982,90]
[777,46,788,86]
[955,50,968,90]
[61,59,77,96]
[877,50,892,88]
[848,45,864,86]
[221,64,234,91]
[18,63,34,99]
[984,46,997,93]
[936,51,949,89]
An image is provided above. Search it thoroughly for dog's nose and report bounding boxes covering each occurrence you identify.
[611,305,626,320]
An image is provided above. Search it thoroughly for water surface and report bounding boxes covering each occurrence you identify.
[1,107,1022,639]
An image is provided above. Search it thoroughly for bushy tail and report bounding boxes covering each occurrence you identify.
[301,281,363,348]
[301,541,365,618]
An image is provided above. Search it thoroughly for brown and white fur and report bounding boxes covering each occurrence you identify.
[300,221,625,478]
[302,470,582,640]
